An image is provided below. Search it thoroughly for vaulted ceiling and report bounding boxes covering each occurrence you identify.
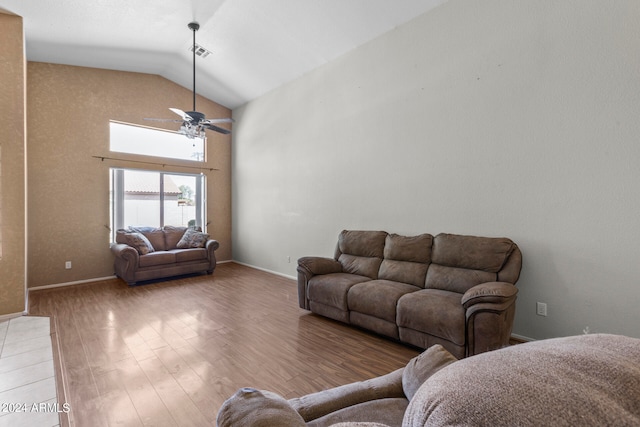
[1,0,446,109]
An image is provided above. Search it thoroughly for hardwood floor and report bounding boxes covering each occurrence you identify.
[28,262,420,426]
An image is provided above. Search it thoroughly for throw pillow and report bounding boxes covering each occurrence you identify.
[176,228,209,248]
[129,226,165,251]
[124,232,155,255]
[216,388,306,427]
[402,344,457,401]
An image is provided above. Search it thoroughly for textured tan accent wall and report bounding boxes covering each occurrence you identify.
[27,62,232,288]
[0,13,27,314]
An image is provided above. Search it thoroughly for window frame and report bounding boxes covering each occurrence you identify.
[110,168,206,242]
[109,120,206,162]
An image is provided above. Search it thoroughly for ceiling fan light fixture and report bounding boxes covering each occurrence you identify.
[179,123,206,140]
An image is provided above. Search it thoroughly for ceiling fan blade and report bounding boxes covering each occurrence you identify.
[203,124,231,135]
[169,108,193,121]
[144,118,183,123]
[203,118,235,124]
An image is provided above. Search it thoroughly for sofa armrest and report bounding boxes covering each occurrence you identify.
[462,282,518,356]
[217,388,306,427]
[296,257,343,310]
[288,368,404,422]
[461,281,517,309]
[298,256,343,276]
[206,239,220,252]
[205,239,220,274]
[111,243,139,263]
[111,243,139,284]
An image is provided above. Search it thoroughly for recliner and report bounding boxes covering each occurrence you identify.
[298,230,522,358]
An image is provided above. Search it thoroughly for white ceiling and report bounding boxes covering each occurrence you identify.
[1,0,446,109]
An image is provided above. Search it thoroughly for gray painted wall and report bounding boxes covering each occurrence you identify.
[232,0,640,341]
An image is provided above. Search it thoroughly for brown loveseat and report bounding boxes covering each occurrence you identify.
[111,226,219,285]
[297,230,522,358]
[217,334,640,427]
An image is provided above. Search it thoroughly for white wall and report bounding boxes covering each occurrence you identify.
[232,0,640,341]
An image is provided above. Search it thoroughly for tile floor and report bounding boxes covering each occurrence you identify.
[0,316,60,427]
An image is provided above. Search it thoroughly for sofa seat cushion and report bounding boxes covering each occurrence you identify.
[138,251,176,268]
[308,273,371,311]
[396,289,465,346]
[348,280,420,322]
[172,248,208,263]
[307,398,408,427]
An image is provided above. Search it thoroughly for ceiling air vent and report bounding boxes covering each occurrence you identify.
[190,44,211,58]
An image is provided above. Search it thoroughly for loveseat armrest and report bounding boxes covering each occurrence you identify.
[206,239,220,252]
[288,368,404,422]
[296,257,343,309]
[462,282,518,356]
[111,243,139,285]
[205,239,220,273]
[111,243,139,263]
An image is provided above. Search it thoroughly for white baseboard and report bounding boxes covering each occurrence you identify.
[29,276,117,291]
[511,333,535,342]
[232,261,296,280]
[0,311,28,322]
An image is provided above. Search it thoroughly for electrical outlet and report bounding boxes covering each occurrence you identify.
[65,261,72,269]
[287,256,291,263]
[536,302,547,316]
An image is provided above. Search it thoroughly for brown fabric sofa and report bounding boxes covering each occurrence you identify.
[297,230,522,358]
[111,226,219,285]
[216,334,640,427]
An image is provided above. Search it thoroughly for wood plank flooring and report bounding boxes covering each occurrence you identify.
[28,262,420,426]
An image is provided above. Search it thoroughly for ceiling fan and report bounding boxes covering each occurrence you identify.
[145,22,233,138]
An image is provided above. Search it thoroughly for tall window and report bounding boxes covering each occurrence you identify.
[110,168,206,241]
[109,121,205,162]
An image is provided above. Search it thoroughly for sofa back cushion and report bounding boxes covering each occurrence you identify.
[426,233,517,293]
[163,226,188,249]
[129,226,166,251]
[336,230,387,279]
[378,233,433,287]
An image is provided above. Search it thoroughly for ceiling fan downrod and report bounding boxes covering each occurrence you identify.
[188,22,200,111]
